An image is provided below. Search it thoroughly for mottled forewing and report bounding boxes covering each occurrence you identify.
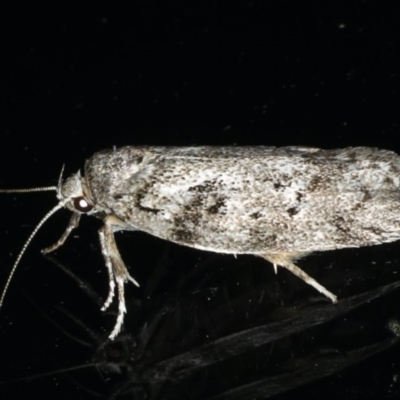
[87,146,400,254]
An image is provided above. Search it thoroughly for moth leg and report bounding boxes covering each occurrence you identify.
[98,229,116,312]
[261,252,338,303]
[98,218,140,340]
[42,212,81,254]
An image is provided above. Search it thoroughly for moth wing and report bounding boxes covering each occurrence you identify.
[91,147,400,254]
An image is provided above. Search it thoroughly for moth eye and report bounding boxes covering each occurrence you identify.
[73,196,93,213]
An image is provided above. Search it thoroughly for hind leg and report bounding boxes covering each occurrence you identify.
[261,252,338,303]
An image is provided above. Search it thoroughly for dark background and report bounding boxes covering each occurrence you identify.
[1,2,400,399]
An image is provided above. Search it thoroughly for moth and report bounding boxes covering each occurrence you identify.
[1,146,400,339]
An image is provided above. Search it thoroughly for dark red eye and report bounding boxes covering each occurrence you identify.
[73,196,93,212]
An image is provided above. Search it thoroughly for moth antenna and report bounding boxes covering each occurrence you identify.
[57,164,65,193]
[0,165,65,194]
[0,186,57,193]
[0,199,69,310]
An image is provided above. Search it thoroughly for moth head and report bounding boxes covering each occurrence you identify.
[57,170,95,215]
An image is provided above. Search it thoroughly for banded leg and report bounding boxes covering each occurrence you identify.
[99,218,140,340]
[99,229,116,311]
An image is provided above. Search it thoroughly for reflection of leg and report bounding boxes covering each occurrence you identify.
[42,212,81,254]
[262,252,338,303]
[99,218,140,340]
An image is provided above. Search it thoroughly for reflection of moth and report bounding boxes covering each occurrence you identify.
[2,146,400,339]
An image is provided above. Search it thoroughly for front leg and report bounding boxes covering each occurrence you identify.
[42,212,81,254]
[99,216,140,340]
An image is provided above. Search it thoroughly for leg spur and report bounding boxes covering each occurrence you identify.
[261,252,338,303]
